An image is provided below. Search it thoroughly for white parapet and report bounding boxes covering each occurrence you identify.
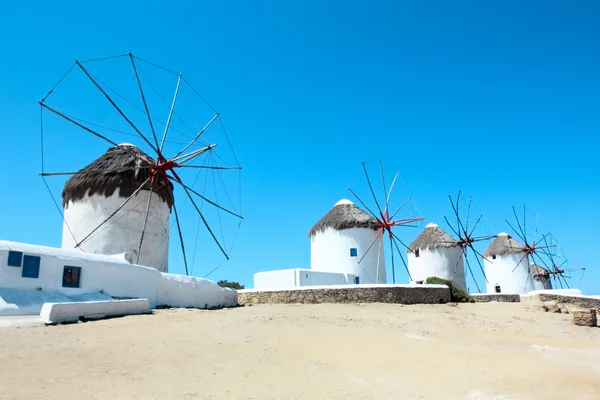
[40,299,151,324]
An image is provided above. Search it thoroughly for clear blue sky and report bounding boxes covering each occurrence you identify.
[0,1,598,293]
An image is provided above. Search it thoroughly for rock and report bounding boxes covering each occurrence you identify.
[572,310,597,327]
[542,301,561,313]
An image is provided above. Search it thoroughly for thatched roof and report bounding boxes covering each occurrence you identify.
[530,263,550,279]
[407,222,458,252]
[62,144,174,209]
[308,199,379,237]
[482,233,525,258]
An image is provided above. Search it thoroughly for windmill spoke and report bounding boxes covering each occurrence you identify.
[179,165,241,170]
[172,144,216,164]
[390,231,413,253]
[169,178,243,219]
[465,197,472,233]
[348,188,380,221]
[464,254,482,293]
[170,171,229,259]
[160,73,183,152]
[449,192,467,238]
[357,228,384,265]
[76,61,160,155]
[390,235,412,281]
[511,251,529,273]
[505,219,526,243]
[467,245,489,283]
[174,113,220,159]
[130,53,160,150]
[362,162,384,217]
[375,232,383,283]
[39,103,119,147]
[172,202,190,276]
[136,183,154,263]
[379,160,389,213]
[386,173,399,208]
[471,235,497,242]
[75,176,151,248]
[468,215,483,237]
[444,216,462,238]
[389,196,412,220]
[523,204,527,243]
[40,166,153,177]
[512,206,527,244]
[389,235,396,284]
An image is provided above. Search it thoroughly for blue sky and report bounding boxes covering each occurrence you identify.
[0,1,598,293]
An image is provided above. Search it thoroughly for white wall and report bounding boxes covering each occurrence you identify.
[311,227,386,284]
[254,269,356,289]
[407,247,467,291]
[62,189,170,272]
[0,240,237,315]
[533,277,552,291]
[484,253,534,294]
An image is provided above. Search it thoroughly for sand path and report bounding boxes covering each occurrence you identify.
[0,301,599,399]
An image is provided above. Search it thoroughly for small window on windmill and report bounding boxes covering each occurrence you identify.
[495,284,501,293]
[492,254,496,260]
[63,266,82,288]
[415,249,420,258]
[7,251,23,267]
[350,248,358,257]
[22,255,41,279]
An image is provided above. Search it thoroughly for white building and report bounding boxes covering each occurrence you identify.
[406,222,466,291]
[531,263,552,290]
[309,199,386,284]
[61,144,171,272]
[0,239,237,316]
[482,233,534,294]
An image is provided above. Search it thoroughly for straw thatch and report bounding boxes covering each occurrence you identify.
[62,145,174,209]
[482,233,525,258]
[407,223,458,252]
[530,264,550,279]
[308,200,379,237]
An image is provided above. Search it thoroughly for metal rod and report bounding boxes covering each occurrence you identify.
[348,188,380,221]
[76,61,159,154]
[172,202,190,276]
[362,162,384,217]
[130,53,160,151]
[389,196,412,220]
[357,228,383,265]
[136,183,154,264]
[386,172,399,209]
[76,177,151,248]
[174,113,220,159]
[379,160,388,213]
[390,235,412,281]
[160,73,183,152]
[172,144,216,163]
[170,178,244,219]
[39,102,119,147]
[464,253,482,293]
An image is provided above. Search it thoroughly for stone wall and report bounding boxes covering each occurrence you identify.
[470,294,521,303]
[535,293,600,312]
[238,285,451,305]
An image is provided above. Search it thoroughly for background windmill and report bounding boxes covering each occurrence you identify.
[38,53,243,278]
[348,161,424,284]
[442,191,497,293]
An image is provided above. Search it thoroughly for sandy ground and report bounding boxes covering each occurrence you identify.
[0,301,599,400]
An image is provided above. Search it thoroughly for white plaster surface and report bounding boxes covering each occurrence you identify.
[238,283,449,293]
[311,227,386,284]
[253,269,356,289]
[40,299,151,324]
[1,240,238,316]
[407,246,466,291]
[62,189,170,272]
[484,253,534,294]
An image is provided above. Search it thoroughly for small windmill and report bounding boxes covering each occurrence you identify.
[535,233,586,290]
[348,161,425,283]
[442,191,496,293]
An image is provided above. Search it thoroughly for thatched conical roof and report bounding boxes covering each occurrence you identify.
[530,263,550,279]
[482,233,525,258]
[62,144,174,209]
[407,222,458,252]
[308,199,379,237]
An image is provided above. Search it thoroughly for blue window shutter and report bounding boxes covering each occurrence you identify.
[350,248,357,257]
[354,276,360,284]
[7,251,23,267]
[22,255,41,279]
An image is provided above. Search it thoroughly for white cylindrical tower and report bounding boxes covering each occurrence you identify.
[309,199,386,284]
[61,144,173,272]
[531,263,552,291]
[406,222,466,291]
[482,233,534,294]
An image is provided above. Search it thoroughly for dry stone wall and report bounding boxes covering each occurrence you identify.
[238,285,451,305]
[470,294,521,303]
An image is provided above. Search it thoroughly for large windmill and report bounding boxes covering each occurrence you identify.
[348,161,424,283]
[38,53,243,277]
[442,191,497,293]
